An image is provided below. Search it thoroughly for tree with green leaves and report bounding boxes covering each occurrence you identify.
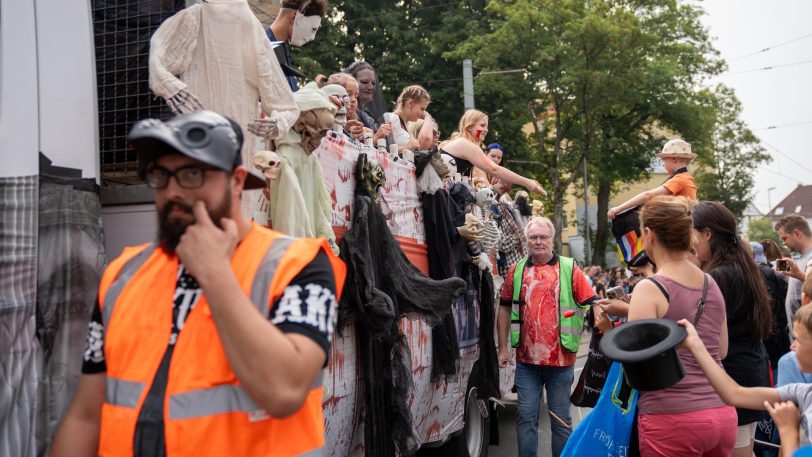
[748,218,784,250]
[294,0,487,135]
[449,0,723,255]
[695,85,772,220]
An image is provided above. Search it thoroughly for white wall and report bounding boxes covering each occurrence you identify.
[35,0,99,180]
[0,0,39,177]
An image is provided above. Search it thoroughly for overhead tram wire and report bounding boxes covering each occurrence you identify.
[728,33,812,63]
[761,141,812,176]
[719,59,812,76]
[753,120,812,131]
[759,166,803,185]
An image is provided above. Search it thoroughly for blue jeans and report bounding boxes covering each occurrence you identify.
[515,362,574,457]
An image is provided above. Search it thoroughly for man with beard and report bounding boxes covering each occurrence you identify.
[50,111,345,457]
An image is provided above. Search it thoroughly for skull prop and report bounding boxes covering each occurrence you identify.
[440,153,457,178]
[293,108,335,154]
[429,152,450,178]
[252,150,282,180]
[321,84,349,128]
[356,153,386,200]
[532,199,544,216]
[475,186,496,208]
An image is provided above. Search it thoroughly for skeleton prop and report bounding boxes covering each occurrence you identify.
[270,82,338,252]
[471,186,502,256]
[252,150,282,180]
[532,199,545,216]
[360,157,386,201]
[148,0,299,219]
[321,84,350,130]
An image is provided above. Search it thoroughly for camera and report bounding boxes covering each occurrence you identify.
[777,259,791,272]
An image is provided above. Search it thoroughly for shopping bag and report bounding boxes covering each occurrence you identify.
[561,362,638,457]
[570,331,613,407]
[753,415,780,457]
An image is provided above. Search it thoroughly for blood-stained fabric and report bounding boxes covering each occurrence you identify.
[500,255,594,366]
[316,132,425,243]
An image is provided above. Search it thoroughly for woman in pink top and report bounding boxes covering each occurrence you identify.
[628,196,736,457]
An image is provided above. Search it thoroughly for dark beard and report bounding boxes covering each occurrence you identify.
[157,189,231,254]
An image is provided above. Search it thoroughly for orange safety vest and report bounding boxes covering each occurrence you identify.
[96,225,345,457]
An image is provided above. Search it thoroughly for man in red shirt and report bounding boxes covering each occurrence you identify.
[497,217,597,457]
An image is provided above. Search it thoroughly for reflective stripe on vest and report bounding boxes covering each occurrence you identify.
[509,255,586,352]
[558,256,586,352]
[102,243,157,326]
[169,372,324,420]
[106,377,145,408]
[510,257,528,348]
[249,236,295,314]
[297,447,325,457]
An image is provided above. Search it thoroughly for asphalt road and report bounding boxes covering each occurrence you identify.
[487,334,594,457]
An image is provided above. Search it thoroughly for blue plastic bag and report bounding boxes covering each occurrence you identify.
[561,362,638,457]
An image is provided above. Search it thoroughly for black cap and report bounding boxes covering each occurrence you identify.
[128,110,266,190]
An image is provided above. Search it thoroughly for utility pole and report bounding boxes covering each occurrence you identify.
[463,59,474,110]
[583,157,591,265]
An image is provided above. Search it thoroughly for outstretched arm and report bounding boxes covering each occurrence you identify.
[444,138,545,194]
[678,319,780,409]
[608,186,671,219]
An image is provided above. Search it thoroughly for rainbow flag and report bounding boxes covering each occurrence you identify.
[616,230,644,265]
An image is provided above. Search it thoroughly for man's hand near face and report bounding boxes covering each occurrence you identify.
[176,201,239,283]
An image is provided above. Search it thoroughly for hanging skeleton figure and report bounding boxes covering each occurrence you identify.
[471,186,502,271]
[259,82,337,252]
[148,0,299,219]
[339,152,466,456]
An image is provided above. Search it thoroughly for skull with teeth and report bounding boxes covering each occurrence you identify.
[475,186,496,208]
[252,150,282,180]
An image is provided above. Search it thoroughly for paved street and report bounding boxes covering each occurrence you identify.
[487,333,594,457]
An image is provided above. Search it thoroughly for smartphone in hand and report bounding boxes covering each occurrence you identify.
[606,286,630,303]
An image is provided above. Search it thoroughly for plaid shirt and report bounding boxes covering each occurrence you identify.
[496,200,528,277]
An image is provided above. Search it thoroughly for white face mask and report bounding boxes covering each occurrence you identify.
[290,13,321,46]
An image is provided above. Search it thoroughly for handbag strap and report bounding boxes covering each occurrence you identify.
[693,274,709,326]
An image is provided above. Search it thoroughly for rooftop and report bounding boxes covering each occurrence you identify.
[769,185,812,221]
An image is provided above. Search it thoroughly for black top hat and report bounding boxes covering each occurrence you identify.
[599,318,687,391]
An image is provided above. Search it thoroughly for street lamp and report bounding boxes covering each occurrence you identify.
[767,187,776,214]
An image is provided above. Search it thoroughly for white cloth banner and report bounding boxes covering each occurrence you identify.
[315,132,425,243]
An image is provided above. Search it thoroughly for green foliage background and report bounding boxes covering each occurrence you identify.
[291,0,772,264]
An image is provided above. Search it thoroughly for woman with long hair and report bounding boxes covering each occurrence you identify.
[692,201,772,457]
[621,196,736,456]
[441,109,544,194]
[760,238,784,264]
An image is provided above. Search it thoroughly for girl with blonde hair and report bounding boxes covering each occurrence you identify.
[383,85,436,151]
[442,109,544,194]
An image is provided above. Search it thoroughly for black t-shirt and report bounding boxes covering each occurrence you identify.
[82,250,337,374]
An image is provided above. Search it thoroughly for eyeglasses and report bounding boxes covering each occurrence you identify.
[145,165,223,189]
[527,234,551,242]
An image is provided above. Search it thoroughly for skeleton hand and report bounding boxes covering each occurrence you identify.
[166,90,204,115]
[458,214,484,241]
[247,119,279,140]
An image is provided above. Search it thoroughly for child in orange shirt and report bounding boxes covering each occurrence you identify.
[608,139,697,220]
